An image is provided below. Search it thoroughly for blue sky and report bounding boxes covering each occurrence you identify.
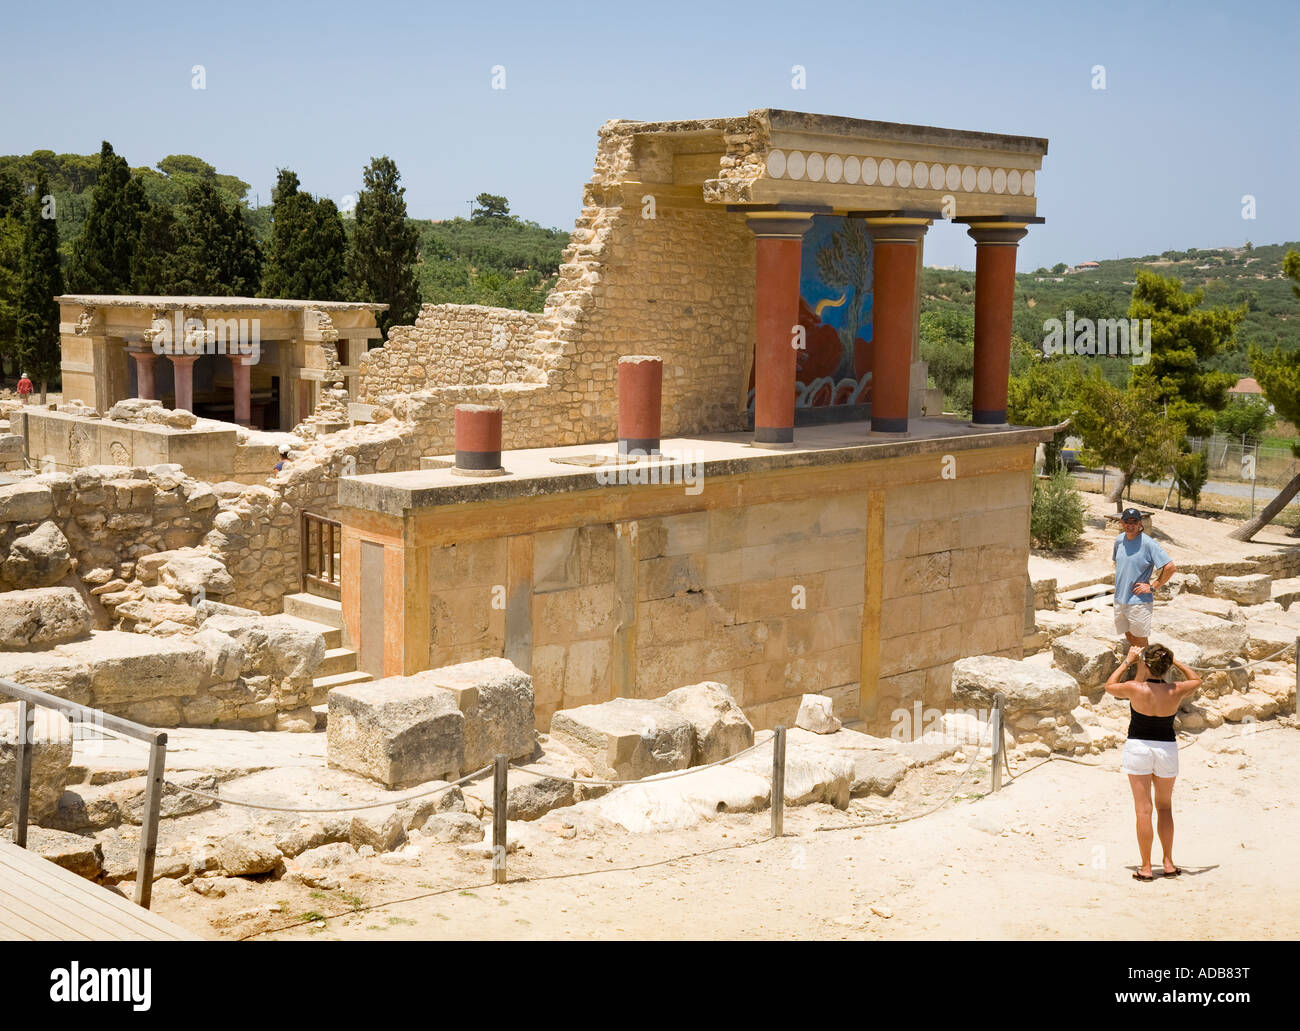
[2,0,1296,270]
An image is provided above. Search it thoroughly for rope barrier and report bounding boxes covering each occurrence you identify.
[161,763,493,814]
[1181,640,1295,673]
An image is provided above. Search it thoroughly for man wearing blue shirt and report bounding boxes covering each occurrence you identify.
[1112,508,1176,647]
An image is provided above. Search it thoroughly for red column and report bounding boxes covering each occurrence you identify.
[965,223,1029,425]
[128,349,156,400]
[232,356,252,426]
[863,218,930,434]
[746,213,814,446]
[618,355,662,455]
[454,404,504,474]
[171,355,198,413]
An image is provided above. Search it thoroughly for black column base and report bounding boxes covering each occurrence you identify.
[870,416,908,433]
[754,425,794,445]
[972,408,1008,425]
[618,438,661,456]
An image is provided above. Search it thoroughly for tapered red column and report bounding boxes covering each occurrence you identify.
[863,218,931,434]
[170,355,197,413]
[965,223,1029,425]
[232,355,252,426]
[618,355,662,455]
[128,348,156,400]
[746,212,815,446]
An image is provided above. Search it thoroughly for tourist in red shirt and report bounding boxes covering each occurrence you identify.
[16,372,33,405]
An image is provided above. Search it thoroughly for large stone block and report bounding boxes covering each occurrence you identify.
[1152,608,1248,666]
[414,657,535,772]
[952,655,1079,717]
[1051,634,1120,689]
[548,697,694,781]
[1213,574,1271,606]
[204,613,325,679]
[658,680,754,764]
[0,587,93,651]
[0,704,73,825]
[82,631,208,705]
[327,676,465,788]
[0,482,54,524]
[2,520,72,588]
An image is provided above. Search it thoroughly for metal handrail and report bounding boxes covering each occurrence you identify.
[1,679,168,910]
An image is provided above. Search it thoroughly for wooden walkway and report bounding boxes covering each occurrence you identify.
[0,839,203,941]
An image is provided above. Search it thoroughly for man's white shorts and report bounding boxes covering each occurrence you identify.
[1121,738,1179,778]
[1114,602,1153,638]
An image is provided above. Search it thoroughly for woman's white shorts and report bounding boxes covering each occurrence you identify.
[1122,738,1179,778]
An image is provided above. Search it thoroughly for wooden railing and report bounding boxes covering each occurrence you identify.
[301,512,341,598]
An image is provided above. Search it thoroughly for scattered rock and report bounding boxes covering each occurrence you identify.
[413,657,535,770]
[2,520,72,588]
[658,681,754,763]
[24,826,103,879]
[421,812,484,843]
[795,693,842,734]
[349,812,406,852]
[217,834,283,876]
[1213,573,1271,606]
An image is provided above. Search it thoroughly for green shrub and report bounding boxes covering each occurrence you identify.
[1031,468,1085,550]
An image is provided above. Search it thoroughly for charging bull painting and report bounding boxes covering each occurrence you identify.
[748,214,874,413]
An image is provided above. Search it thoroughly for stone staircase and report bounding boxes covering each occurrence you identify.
[281,592,371,694]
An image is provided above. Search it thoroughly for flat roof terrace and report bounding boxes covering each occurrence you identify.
[339,417,1063,517]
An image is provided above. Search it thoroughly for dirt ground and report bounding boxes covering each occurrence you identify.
[1029,490,1298,590]
[144,717,1299,941]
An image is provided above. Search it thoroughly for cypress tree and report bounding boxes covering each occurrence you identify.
[66,141,147,294]
[261,169,345,300]
[16,170,64,401]
[171,179,262,295]
[0,170,24,374]
[347,156,421,334]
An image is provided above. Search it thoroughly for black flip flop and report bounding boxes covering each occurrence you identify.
[1132,871,1154,881]
[1163,867,1182,877]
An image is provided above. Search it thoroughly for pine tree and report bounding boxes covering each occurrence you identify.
[346,156,420,334]
[66,142,148,294]
[260,169,345,300]
[16,170,64,401]
[132,205,181,294]
[1128,269,1245,438]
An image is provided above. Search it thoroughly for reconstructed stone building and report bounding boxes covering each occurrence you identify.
[56,296,386,430]
[341,108,1055,734]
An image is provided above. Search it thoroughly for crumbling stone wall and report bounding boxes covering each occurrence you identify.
[360,120,757,450]
[360,305,543,395]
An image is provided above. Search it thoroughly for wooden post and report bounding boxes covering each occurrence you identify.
[13,700,34,847]
[991,694,1004,793]
[771,725,786,838]
[493,754,508,885]
[134,733,168,909]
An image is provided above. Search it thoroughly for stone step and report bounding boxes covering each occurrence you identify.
[274,611,342,650]
[317,646,358,678]
[313,670,372,692]
[1271,576,1300,611]
[1059,582,1116,603]
[282,592,344,630]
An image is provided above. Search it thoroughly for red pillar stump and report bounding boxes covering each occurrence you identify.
[746,212,815,446]
[862,217,931,435]
[128,348,156,401]
[618,355,663,455]
[963,222,1030,426]
[232,356,252,426]
[454,404,504,475]
[170,355,198,413]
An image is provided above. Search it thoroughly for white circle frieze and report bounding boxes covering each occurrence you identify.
[961,165,976,192]
[787,151,806,180]
[861,156,878,185]
[826,154,843,183]
[977,166,992,192]
[879,158,895,186]
[896,160,912,187]
[1022,170,1035,195]
[767,150,787,178]
[992,168,1007,193]
[1008,169,1022,195]
[844,155,861,183]
[806,152,825,181]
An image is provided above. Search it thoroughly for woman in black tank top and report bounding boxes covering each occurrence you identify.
[1104,643,1201,881]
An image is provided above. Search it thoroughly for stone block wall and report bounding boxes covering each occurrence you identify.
[874,471,1032,731]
